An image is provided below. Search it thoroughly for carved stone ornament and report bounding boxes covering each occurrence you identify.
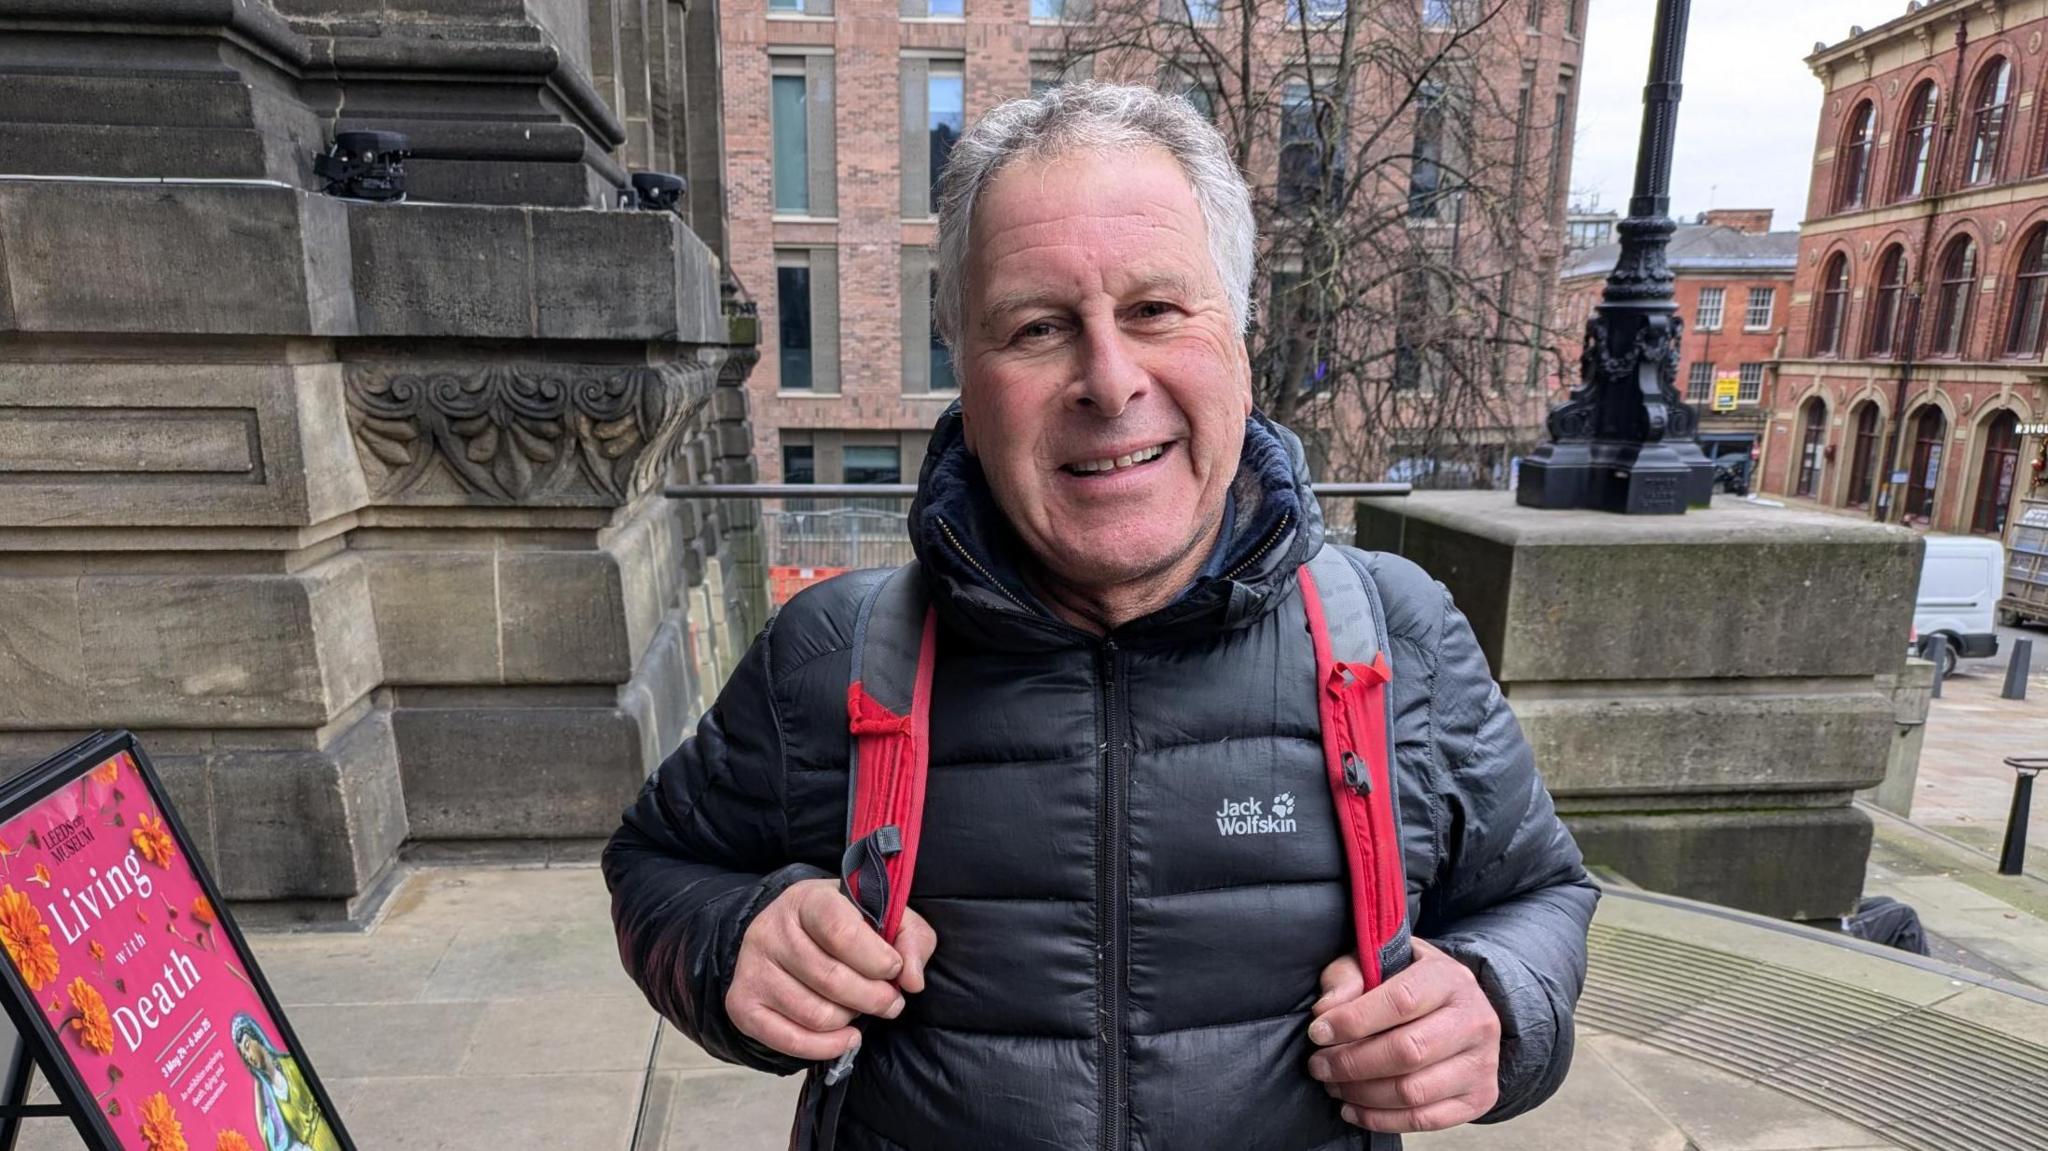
[1981,0,2006,33]
[1889,78,1902,97]
[2031,28,2043,54]
[1996,220,2011,244]
[345,360,717,505]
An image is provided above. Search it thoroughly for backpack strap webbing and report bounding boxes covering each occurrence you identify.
[1299,547,1413,991]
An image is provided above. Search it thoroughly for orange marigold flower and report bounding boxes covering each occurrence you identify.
[0,886,61,992]
[139,1092,185,1151]
[130,813,174,869]
[90,940,105,963]
[92,759,120,786]
[215,1132,251,1151]
[28,863,51,889]
[66,977,113,1055]
[191,897,215,927]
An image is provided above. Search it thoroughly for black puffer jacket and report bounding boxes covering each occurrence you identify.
[605,409,1597,1150]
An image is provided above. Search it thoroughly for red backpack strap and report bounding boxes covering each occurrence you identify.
[1299,547,1412,991]
[841,563,937,946]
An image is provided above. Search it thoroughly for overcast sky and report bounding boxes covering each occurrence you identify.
[1570,0,1894,230]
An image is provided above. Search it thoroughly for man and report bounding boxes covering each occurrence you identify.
[605,83,1596,1149]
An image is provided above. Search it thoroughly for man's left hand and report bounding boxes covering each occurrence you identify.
[1306,939,1501,1133]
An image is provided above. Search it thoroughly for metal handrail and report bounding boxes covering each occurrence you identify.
[665,482,1414,498]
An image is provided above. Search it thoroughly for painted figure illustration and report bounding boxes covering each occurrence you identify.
[232,1015,339,1151]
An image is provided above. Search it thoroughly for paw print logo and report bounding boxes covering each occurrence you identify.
[1271,793,1296,820]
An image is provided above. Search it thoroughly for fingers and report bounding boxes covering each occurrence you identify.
[894,908,939,995]
[797,885,906,982]
[1308,1003,1481,1084]
[728,996,861,1063]
[784,924,906,1019]
[1308,963,1456,1049]
[1341,1094,1495,1135]
[1324,1048,1496,1111]
[1312,953,1365,1015]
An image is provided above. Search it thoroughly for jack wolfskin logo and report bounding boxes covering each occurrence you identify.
[1216,793,1298,837]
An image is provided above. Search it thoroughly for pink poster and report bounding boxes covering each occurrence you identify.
[0,744,347,1151]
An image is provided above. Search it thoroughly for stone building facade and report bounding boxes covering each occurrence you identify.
[1770,0,2048,532]
[0,0,765,919]
[726,0,1589,506]
[1553,210,1799,489]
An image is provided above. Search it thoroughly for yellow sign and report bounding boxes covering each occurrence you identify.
[1712,374,1741,413]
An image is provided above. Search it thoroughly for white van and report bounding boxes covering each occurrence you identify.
[1913,535,2004,675]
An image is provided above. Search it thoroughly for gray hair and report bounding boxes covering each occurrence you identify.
[932,81,1256,348]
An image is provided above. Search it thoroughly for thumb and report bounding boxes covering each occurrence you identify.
[1313,953,1365,1016]
[893,908,939,995]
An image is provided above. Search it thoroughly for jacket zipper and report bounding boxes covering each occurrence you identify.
[937,516,1028,611]
[1222,511,1293,583]
[1097,639,1129,1151]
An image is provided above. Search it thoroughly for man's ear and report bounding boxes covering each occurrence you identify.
[959,379,982,456]
[1236,336,1255,419]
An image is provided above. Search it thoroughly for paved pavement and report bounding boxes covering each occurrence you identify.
[11,857,2044,1151]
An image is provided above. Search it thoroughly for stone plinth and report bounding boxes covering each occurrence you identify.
[0,1,759,921]
[1357,492,1923,920]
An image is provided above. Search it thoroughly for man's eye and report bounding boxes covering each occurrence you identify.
[1133,301,1175,320]
[1017,321,1060,341]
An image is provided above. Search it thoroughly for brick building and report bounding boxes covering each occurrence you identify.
[1553,210,1799,488]
[1769,0,2048,534]
[721,0,1590,533]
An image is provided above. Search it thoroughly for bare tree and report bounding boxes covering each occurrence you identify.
[1049,0,1569,488]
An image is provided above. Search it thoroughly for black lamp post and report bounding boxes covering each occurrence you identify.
[1517,0,1714,514]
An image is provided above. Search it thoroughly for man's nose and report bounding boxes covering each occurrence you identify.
[1070,324,1149,418]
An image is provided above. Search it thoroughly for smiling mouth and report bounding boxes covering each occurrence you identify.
[1063,443,1170,476]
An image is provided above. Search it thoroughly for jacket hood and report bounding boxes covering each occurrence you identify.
[905,402,1326,643]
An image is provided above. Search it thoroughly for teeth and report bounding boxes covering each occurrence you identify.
[1069,445,1165,474]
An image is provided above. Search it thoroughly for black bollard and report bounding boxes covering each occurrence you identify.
[1928,634,1949,698]
[2000,759,2046,876]
[2004,637,2033,701]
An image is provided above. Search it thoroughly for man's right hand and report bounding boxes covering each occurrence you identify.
[726,877,938,1061]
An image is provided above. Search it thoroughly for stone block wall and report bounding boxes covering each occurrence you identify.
[0,1,764,920]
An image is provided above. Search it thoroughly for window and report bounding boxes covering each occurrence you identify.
[1408,82,1448,218]
[1545,78,1572,214]
[1526,0,1544,29]
[1031,0,1067,19]
[1686,362,1714,403]
[1164,63,1218,122]
[1738,363,1764,403]
[1896,81,1938,200]
[921,0,964,15]
[1423,0,1454,27]
[1164,0,1220,22]
[1744,287,1776,330]
[843,445,902,485]
[1694,286,1725,331]
[1289,0,1345,23]
[1279,81,1326,208]
[1392,267,1447,391]
[1846,402,1880,508]
[1564,0,1579,34]
[771,0,802,10]
[1867,246,1906,356]
[1973,410,2021,534]
[2007,227,2048,357]
[782,444,815,484]
[929,271,955,392]
[1907,405,1947,521]
[928,65,964,215]
[1813,253,1850,356]
[1031,59,1062,97]
[1796,399,1827,498]
[777,257,813,391]
[1932,236,1977,356]
[1837,101,1874,211]
[772,73,810,213]
[1968,57,2011,186]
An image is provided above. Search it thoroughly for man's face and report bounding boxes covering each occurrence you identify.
[958,146,1252,595]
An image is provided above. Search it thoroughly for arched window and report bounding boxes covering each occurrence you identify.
[1838,101,1875,211]
[1931,236,1978,356]
[1813,253,1851,356]
[1968,57,2013,185]
[1897,80,1939,199]
[2007,227,2048,356]
[1846,401,1882,508]
[1867,245,1908,356]
[1972,410,2021,534]
[1906,405,1948,522]
[1796,398,1828,498]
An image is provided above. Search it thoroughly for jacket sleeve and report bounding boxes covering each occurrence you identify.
[601,616,829,1076]
[1406,576,1599,1123]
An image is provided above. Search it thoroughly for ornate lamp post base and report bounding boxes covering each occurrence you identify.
[1518,0,1710,516]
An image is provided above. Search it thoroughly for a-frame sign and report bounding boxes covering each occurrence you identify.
[0,732,353,1151]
